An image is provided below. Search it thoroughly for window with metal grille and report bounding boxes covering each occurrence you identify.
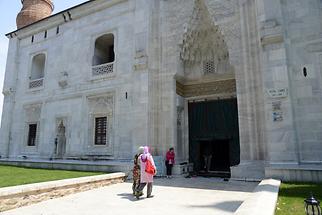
[27,124,37,146]
[94,117,107,145]
[203,61,216,74]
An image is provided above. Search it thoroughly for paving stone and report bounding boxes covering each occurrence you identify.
[2,177,259,215]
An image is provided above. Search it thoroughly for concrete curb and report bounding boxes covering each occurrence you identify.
[234,179,281,215]
[0,172,126,198]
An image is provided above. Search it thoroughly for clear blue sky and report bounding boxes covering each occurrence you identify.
[0,0,88,123]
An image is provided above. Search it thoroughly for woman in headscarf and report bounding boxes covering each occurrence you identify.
[135,146,157,199]
[132,146,144,195]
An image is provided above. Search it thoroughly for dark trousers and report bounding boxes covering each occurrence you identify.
[165,161,173,176]
[137,182,153,197]
[132,179,140,194]
[203,155,212,172]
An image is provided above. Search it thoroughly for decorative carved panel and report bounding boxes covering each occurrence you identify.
[180,0,229,64]
[88,96,113,114]
[176,79,236,98]
[24,104,42,122]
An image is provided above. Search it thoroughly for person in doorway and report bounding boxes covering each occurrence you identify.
[132,146,144,195]
[165,147,175,178]
[202,142,212,173]
[135,146,157,199]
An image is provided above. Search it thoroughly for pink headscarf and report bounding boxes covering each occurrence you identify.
[141,146,150,162]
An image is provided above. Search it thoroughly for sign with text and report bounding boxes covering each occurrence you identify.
[267,88,288,98]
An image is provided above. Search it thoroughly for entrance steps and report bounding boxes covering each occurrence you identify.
[197,170,231,178]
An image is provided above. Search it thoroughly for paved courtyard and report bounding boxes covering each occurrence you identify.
[2,177,258,215]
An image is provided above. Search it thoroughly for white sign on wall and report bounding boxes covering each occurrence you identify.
[267,88,288,98]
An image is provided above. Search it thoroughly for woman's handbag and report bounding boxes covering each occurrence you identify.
[145,158,156,175]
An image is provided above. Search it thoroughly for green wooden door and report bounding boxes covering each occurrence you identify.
[188,99,240,173]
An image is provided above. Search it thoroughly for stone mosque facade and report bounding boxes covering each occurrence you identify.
[1,0,322,181]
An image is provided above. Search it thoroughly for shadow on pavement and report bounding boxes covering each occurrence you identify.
[150,177,259,193]
[188,200,243,213]
[117,193,138,202]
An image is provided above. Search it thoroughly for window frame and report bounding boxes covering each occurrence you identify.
[27,51,47,91]
[89,30,117,80]
[94,116,108,146]
[27,122,38,147]
[91,112,111,147]
[92,34,115,66]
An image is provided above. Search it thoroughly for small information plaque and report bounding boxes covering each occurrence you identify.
[272,101,283,122]
[267,88,288,98]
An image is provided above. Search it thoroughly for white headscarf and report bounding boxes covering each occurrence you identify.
[141,146,150,162]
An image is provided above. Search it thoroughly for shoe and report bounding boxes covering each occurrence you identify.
[147,195,154,198]
[135,191,143,199]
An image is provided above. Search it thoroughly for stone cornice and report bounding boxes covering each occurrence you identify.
[6,0,128,39]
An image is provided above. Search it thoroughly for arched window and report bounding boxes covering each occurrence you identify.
[31,54,45,80]
[93,34,115,66]
[29,53,45,88]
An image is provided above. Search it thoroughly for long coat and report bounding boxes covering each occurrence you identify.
[139,154,156,183]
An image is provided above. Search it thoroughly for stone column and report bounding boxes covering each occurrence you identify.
[256,0,299,165]
[230,0,267,179]
[147,0,162,156]
[0,38,20,158]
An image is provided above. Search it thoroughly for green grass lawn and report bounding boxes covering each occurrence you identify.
[276,182,322,215]
[0,165,104,188]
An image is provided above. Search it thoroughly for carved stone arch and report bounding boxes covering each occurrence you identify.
[179,0,232,84]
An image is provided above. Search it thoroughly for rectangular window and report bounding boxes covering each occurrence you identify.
[94,117,107,145]
[27,124,37,146]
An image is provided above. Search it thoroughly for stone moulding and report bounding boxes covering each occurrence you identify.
[176,78,236,98]
[260,20,284,46]
[2,88,15,97]
[305,41,322,52]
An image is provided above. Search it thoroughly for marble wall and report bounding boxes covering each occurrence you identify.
[1,0,322,180]
[0,0,150,160]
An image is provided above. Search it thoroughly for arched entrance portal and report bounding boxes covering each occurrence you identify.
[176,0,240,177]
